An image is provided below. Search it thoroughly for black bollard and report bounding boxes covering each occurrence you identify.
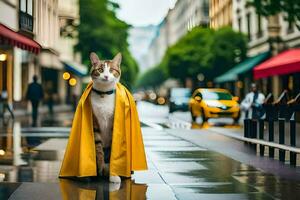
[269,120,274,158]
[250,120,257,151]
[278,118,285,162]
[290,115,296,166]
[244,119,250,138]
[251,120,258,139]
[259,119,265,156]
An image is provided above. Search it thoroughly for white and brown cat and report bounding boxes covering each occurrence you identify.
[89,52,122,184]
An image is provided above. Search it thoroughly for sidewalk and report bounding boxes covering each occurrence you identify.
[2,104,73,118]
[3,126,300,199]
[209,122,300,148]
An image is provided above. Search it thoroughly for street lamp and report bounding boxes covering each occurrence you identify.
[0,54,7,61]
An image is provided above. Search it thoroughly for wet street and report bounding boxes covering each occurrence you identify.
[0,102,300,199]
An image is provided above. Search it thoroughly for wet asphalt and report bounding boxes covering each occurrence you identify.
[0,102,299,199]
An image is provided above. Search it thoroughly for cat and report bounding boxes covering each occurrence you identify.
[89,52,122,184]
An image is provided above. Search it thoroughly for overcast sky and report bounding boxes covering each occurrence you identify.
[115,0,177,26]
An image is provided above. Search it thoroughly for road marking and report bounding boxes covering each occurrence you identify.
[140,120,164,130]
[167,114,192,129]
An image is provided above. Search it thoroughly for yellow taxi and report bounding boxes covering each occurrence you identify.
[189,88,240,123]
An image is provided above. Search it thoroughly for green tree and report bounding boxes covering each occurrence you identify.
[248,0,300,29]
[159,28,214,83]
[161,27,247,84]
[76,0,138,88]
[135,66,167,89]
[210,27,247,77]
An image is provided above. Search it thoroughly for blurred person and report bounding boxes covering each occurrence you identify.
[241,83,265,119]
[0,89,14,119]
[26,75,44,126]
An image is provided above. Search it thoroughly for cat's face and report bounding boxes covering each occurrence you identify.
[90,52,122,85]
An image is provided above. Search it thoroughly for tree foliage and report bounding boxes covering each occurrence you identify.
[248,0,300,29]
[135,66,167,89]
[76,0,138,88]
[160,27,247,84]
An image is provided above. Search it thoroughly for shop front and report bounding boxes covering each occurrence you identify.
[214,52,270,97]
[254,49,300,98]
[0,23,41,113]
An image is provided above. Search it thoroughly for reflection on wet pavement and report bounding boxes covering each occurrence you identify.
[139,128,300,199]
[59,179,148,200]
[0,114,300,199]
[191,122,241,129]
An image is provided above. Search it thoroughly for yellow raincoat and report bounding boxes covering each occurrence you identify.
[59,82,147,178]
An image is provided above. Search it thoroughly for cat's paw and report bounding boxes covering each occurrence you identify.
[109,182,121,192]
[109,175,121,183]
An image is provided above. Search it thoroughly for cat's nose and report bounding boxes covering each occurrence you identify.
[104,75,108,79]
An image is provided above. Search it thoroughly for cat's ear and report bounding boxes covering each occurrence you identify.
[112,52,122,66]
[90,52,100,66]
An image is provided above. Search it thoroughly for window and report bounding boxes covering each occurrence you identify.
[257,14,263,38]
[287,21,295,34]
[238,17,242,32]
[203,0,209,16]
[27,0,32,15]
[19,0,33,32]
[19,0,33,16]
[20,0,26,12]
[246,13,252,41]
[201,91,233,100]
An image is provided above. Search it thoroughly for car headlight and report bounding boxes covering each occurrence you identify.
[207,105,217,108]
[206,103,217,108]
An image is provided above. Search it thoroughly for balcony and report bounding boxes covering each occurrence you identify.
[19,11,33,33]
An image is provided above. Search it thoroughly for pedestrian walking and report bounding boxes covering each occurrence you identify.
[0,89,14,119]
[26,75,44,127]
[241,83,265,119]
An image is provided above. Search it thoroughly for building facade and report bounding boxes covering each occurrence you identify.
[34,0,63,104]
[168,0,209,46]
[232,0,300,98]
[144,0,209,70]
[146,20,169,69]
[0,0,41,108]
[209,0,232,29]
[0,0,86,115]
[128,25,158,72]
[58,0,87,104]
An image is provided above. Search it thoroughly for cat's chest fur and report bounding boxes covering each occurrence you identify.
[91,92,116,135]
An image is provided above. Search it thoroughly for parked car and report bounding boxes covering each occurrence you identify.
[169,88,191,113]
[189,88,240,123]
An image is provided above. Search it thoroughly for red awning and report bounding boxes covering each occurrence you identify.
[254,49,300,79]
[0,23,41,54]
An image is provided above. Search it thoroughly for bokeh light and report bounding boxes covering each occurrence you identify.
[69,78,77,86]
[63,72,71,80]
[0,54,7,61]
